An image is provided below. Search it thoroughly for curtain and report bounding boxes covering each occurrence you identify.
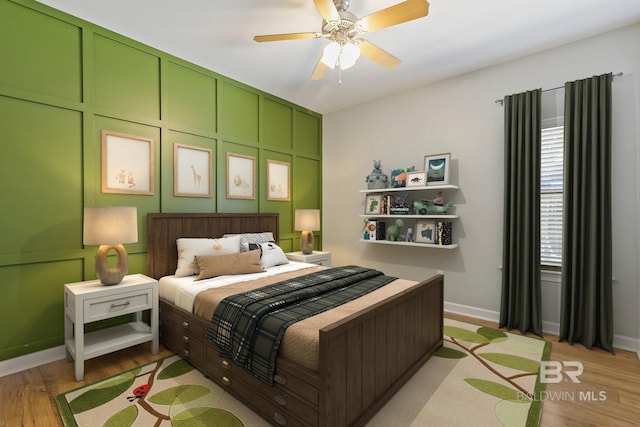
[500,89,543,337]
[559,73,614,353]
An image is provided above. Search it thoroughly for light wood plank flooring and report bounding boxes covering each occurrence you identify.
[1,314,638,427]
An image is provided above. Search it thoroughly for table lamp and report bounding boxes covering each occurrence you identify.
[83,206,138,285]
[295,209,320,255]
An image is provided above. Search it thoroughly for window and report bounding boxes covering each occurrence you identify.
[540,125,564,268]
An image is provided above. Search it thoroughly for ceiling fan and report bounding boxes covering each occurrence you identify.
[253,0,430,81]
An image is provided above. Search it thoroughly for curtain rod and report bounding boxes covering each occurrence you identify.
[494,72,623,105]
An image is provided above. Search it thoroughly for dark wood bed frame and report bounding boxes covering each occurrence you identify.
[147,212,443,427]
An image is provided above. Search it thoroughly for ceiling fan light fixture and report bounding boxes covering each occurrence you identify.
[320,41,340,69]
[339,41,360,69]
[320,40,360,70]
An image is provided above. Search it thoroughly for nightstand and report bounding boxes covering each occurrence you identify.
[286,250,332,266]
[64,273,159,381]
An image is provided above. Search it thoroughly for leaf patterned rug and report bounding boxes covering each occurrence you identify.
[56,318,550,427]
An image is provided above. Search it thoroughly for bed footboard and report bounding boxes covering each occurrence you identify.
[318,274,444,427]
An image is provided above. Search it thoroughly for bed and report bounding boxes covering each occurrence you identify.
[147,212,443,427]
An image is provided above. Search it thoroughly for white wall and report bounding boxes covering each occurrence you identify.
[322,24,640,349]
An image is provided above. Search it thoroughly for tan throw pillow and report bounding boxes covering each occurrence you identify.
[195,250,265,280]
[174,235,241,277]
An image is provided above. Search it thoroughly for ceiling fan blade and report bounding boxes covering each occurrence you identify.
[311,56,330,80]
[313,0,340,22]
[359,0,429,33]
[254,32,322,42]
[358,39,401,70]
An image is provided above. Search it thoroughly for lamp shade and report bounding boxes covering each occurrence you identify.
[83,206,138,245]
[295,209,320,231]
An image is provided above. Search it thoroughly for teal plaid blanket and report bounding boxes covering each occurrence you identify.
[206,265,396,385]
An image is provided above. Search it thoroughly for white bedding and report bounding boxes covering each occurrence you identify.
[158,261,316,312]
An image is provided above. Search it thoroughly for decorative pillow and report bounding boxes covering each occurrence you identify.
[174,235,241,277]
[195,250,264,280]
[257,242,289,268]
[223,232,275,252]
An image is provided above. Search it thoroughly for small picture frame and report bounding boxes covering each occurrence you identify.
[226,152,255,199]
[365,194,383,215]
[424,153,451,186]
[101,130,154,195]
[406,170,426,187]
[174,143,212,198]
[415,220,436,244]
[267,160,290,201]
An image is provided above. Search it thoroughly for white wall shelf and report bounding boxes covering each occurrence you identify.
[358,239,459,249]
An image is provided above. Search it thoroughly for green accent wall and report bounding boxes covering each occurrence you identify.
[0,0,322,361]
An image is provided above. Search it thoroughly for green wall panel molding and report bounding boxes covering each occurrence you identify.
[0,1,82,102]
[263,98,293,150]
[220,82,259,142]
[0,0,322,362]
[0,96,83,256]
[167,62,217,135]
[0,259,83,361]
[93,34,161,119]
[295,110,322,156]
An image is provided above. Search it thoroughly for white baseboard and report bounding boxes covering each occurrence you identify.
[444,300,640,354]
[0,345,66,378]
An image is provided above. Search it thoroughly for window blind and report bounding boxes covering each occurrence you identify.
[541,125,564,267]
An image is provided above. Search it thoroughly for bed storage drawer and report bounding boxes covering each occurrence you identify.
[206,344,319,426]
[159,300,207,369]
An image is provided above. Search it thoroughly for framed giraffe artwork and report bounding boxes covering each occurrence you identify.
[102,130,154,195]
[267,159,290,201]
[173,143,212,198]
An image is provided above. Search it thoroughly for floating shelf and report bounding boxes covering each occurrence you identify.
[359,239,459,249]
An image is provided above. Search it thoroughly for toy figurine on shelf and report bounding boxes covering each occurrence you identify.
[386,219,405,241]
[365,160,389,190]
[433,191,444,206]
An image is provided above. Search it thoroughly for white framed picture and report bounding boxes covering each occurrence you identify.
[407,170,426,187]
[226,152,255,199]
[174,143,212,198]
[415,220,436,243]
[365,194,383,215]
[424,153,451,186]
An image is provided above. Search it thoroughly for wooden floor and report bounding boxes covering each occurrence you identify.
[1,314,638,427]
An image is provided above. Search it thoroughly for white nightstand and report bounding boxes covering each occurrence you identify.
[286,251,332,266]
[64,273,159,381]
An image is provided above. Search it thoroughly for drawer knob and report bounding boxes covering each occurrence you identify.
[221,376,232,386]
[273,412,287,425]
[221,360,231,370]
[183,349,190,357]
[182,321,189,329]
[182,335,189,343]
[273,393,287,406]
[274,374,287,385]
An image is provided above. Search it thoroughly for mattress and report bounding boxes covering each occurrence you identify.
[158,261,316,312]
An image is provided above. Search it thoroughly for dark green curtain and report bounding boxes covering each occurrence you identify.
[559,73,614,353]
[500,89,543,337]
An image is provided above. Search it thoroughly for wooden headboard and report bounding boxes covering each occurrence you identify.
[146,212,279,280]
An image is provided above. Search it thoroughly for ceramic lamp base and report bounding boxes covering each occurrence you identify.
[300,230,315,255]
[95,244,128,285]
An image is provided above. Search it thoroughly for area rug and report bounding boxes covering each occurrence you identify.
[366,318,551,427]
[56,319,550,427]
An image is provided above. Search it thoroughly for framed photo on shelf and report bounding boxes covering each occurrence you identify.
[415,220,436,244]
[101,130,154,195]
[267,160,290,201]
[226,152,255,199]
[365,194,383,215]
[406,170,426,187]
[173,143,212,198]
[424,153,451,186]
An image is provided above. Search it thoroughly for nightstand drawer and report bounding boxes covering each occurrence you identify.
[84,289,153,322]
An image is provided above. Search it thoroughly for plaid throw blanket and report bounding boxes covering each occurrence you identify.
[207,265,397,385]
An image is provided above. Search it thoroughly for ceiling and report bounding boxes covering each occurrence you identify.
[36,0,640,114]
